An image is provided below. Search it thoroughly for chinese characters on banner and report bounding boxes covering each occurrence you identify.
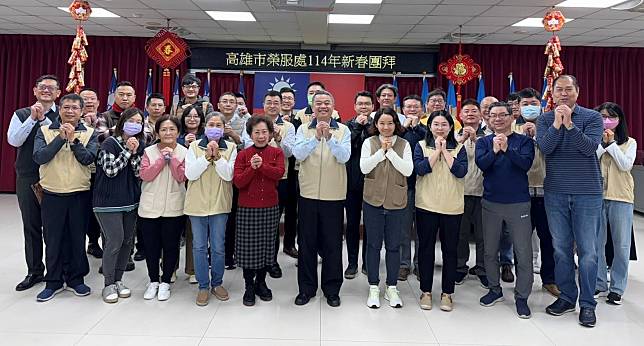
[225,52,397,70]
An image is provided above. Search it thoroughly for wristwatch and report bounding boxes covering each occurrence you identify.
[565,122,575,130]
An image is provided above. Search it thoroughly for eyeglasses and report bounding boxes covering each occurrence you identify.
[62,105,81,111]
[183,84,199,90]
[428,98,445,104]
[489,113,510,119]
[37,84,58,92]
[281,96,294,101]
[186,115,200,119]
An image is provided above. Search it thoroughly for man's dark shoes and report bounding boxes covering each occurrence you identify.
[125,257,135,271]
[454,271,467,285]
[283,247,298,259]
[254,281,273,301]
[295,292,313,306]
[268,263,282,279]
[87,243,103,259]
[243,287,256,306]
[16,274,43,291]
[133,249,145,261]
[326,294,341,307]
[579,307,596,328]
[607,292,622,305]
[501,264,514,283]
[344,265,358,279]
[546,298,576,316]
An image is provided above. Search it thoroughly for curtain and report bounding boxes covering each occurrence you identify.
[438,43,643,163]
[194,72,255,110]
[0,34,187,192]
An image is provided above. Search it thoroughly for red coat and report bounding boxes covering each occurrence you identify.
[233,145,285,208]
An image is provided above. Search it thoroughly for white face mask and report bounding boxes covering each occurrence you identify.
[521,105,541,121]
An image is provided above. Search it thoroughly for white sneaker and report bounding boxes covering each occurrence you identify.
[189,275,197,284]
[144,282,159,300]
[385,286,403,308]
[158,282,171,301]
[367,285,380,308]
[115,281,131,298]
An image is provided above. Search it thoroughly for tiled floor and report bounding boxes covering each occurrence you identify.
[1,194,643,346]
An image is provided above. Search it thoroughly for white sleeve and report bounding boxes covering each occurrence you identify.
[241,130,253,149]
[185,148,210,181]
[606,140,636,172]
[386,141,414,177]
[214,148,237,182]
[596,143,606,160]
[360,138,385,174]
[7,112,38,147]
[280,124,295,158]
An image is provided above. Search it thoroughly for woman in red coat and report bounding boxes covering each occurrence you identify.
[233,115,285,307]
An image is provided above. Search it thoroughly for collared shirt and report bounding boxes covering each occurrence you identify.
[7,104,57,147]
[293,118,351,164]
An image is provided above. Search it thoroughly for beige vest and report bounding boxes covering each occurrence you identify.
[272,120,295,179]
[601,138,636,203]
[528,142,546,189]
[363,136,408,210]
[138,144,188,218]
[294,108,340,125]
[463,138,483,197]
[184,140,236,216]
[298,122,348,201]
[415,140,465,215]
[39,125,94,194]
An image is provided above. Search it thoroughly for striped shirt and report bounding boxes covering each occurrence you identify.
[536,105,603,195]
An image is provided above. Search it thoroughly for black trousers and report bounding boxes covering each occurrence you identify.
[416,208,461,294]
[531,197,555,285]
[86,174,101,246]
[273,179,289,264]
[225,187,239,265]
[297,197,344,296]
[345,187,366,268]
[139,216,184,283]
[41,191,91,289]
[15,175,45,276]
[283,158,298,250]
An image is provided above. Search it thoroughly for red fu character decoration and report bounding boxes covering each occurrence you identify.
[438,26,481,120]
[145,20,190,107]
[65,0,91,93]
[542,8,566,111]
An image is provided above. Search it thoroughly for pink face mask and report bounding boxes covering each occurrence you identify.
[603,117,619,130]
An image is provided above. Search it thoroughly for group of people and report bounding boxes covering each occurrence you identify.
[7,72,636,329]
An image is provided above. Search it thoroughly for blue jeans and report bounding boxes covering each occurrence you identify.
[499,226,513,265]
[399,189,418,270]
[190,214,228,290]
[544,192,602,309]
[363,202,404,286]
[596,200,633,296]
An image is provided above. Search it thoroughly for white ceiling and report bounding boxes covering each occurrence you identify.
[0,0,643,47]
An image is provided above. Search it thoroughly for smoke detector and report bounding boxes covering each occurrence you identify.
[443,32,487,43]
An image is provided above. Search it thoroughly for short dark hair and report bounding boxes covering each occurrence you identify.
[114,107,145,141]
[595,102,629,145]
[553,75,579,91]
[508,92,520,102]
[376,83,397,98]
[354,91,373,103]
[245,115,275,136]
[461,98,480,110]
[264,90,282,102]
[234,92,246,101]
[219,92,236,101]
[280,87,295,96]
[425,110,456,145]
[59,93,84,109]
[403,94,422,104]
[35,74,59,88]
[181,105,205,135]
[116,81,133,89]
[518,87,541,101]
[428,88,446,101]
[369,107,405,137]
[307,81,325,91]
[488,101,512,116]
[181,73,201,87]
[154,114,181,135]
[79,87,98,96]
[146,92,165,106]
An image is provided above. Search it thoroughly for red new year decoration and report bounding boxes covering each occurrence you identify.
[65,0,91,93]
[542,8,566,111]
[145,28,190,110]
[438,44,481,118]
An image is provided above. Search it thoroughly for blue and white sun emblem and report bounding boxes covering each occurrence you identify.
[269,75,296,93]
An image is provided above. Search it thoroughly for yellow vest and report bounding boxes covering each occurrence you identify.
[184,139,236,216]
[463,138,483,197]
[601,138,636,203]
[298,122,348,201]
[295,108,340,125]
[272,120,295,179]
[39,125,94,194]
[415,140,464,215]
[138,144,188,218]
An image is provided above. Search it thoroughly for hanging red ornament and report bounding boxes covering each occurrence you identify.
[65,0,91,93]
[145,26,190,109]
[543,9,566,32]
[541,8,566,111]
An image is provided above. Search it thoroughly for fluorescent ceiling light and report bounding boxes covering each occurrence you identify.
[57,7,120,18]
[557,0,626,7]
[205,11,256,22]
[512,17,574,27]
[335,0,383,3]
[328,14,374,24]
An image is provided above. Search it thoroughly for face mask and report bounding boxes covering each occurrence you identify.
[520,105,541,121]
[307,94,314,106]
[205,127,224,141]
[603,117,619,130]
[123,122,142,136]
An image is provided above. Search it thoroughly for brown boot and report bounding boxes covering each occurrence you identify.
[196,289,209,306]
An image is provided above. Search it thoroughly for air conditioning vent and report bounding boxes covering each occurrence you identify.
[144,23,191,36]
[269,0,334,12]
[442,32,487,43]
